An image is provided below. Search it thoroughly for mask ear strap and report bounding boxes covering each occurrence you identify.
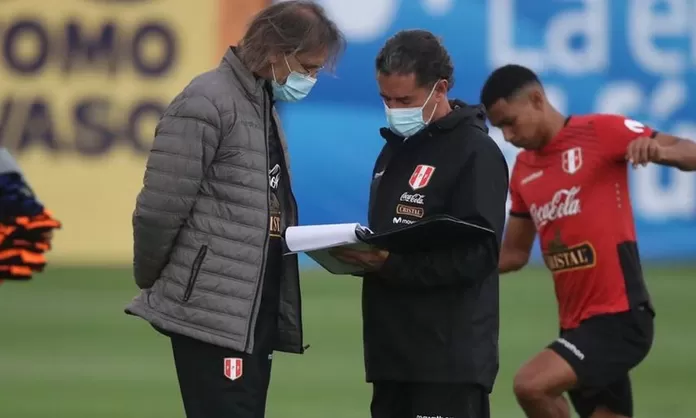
[271,63,278,83]
[423,81,440,123]
[426,101,438,124]
[284,55,293,73]
[424,82,438,104]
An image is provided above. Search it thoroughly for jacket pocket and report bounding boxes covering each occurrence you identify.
[183,245,208,302]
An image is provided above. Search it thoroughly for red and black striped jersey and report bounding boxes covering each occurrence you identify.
[509,114,655,329]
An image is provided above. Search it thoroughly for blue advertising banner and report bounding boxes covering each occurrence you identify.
[277,0,696,262]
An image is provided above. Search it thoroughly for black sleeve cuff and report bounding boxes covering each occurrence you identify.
[650,130,659,138]
[378,252,402,282]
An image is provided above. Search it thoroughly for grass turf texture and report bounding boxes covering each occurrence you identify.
[0,266,694,417]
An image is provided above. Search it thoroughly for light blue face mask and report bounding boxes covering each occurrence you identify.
[385,84,439,138]
[271,56,317,102]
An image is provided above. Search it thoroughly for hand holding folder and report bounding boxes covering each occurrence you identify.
[284,215,495,275]
[284,223,375,275]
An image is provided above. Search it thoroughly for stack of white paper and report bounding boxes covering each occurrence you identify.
[285,223,371,253]
[284,223,373,275]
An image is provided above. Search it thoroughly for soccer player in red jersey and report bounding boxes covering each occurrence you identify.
[480,64,696,418]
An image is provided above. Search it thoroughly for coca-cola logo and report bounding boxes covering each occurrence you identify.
[529,187,582,228]
[400,192,425,205]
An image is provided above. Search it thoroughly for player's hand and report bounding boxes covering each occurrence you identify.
[626,137,666,168]
[330,248,389,272]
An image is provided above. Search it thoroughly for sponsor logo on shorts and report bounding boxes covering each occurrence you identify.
[416,415,453,418]
[556,337,585,360]
[543,230,596,273]
[396,204,424,218]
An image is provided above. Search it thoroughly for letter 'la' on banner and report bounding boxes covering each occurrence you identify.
[0,0,269,264]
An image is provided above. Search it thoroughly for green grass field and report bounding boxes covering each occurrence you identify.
[0,266,694,417]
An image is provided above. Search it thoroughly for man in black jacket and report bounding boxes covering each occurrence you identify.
[335,30,509,418]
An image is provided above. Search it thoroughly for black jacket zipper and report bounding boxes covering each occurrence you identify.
[183,245,208,302]
[244,93,271,352]
[277,136,305,353]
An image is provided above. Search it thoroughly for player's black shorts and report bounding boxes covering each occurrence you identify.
[548,304,654,418]
[370,381,490,418]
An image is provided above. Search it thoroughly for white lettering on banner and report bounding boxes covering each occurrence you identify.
[488,0,696,76]
[627,0,689,76]
[529,187,582,228]
[593,81,644,116]
[594,79,687,119]
[400,192,425,205]
[323,0,696,75]
[488,0,609,73]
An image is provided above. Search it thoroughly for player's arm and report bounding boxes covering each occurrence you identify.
[499,215,537,273]
[378,136,509,288]
[499,165,536,273]
[627,133,696,171]
[597,114,696,171]
[132,95,221,289]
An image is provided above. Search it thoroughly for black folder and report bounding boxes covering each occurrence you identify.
[286,215,495,275]
[359,214,495,253]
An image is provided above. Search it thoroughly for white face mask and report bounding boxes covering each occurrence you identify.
[384,83,439,138]
[271,56,317,102]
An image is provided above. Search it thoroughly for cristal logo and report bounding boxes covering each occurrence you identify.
[529,187,582,228]
[400,192,425,205]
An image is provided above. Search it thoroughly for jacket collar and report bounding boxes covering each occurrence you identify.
[221,47,267,99]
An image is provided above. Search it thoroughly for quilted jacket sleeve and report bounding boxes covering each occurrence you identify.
[132,95,222,289]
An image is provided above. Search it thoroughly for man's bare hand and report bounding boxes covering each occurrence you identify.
[330,248,389,272]
[626,137,668,168]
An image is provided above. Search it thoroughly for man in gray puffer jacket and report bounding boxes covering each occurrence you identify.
[125,2,344,417]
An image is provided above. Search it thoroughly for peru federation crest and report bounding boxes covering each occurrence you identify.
[562,148,583,175]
